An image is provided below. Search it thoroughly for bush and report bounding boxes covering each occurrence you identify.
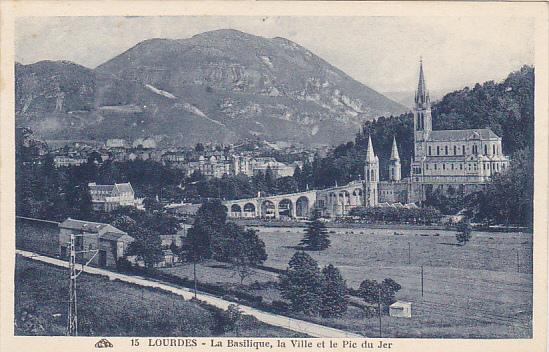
[456,221,473,245]
[270,300,290,313]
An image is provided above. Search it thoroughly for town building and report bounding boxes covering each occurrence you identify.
[58,218,134,268]
[88,182,144,211]
[53,155,87,168]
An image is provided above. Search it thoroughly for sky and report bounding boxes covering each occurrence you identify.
[15,16,534,93]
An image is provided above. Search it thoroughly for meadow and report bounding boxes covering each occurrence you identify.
[163,226,533,338]
[14,256,305,337]
[256,226,533,338]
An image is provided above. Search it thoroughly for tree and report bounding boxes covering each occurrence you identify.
[110,215,137,233]
[214,223,267,284]
[300,216,330,251]
[279,251,322,316]
[126,227,164,268]
[194,143,205,153]
[186,199,228,259]
[319,264,348,318]
[358,278,401,313]
[456,220,473,246]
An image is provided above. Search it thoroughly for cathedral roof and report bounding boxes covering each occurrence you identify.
[415,59,429,106]
[365,135,378,162]
[390,136,400,160]
[428,128,500,142]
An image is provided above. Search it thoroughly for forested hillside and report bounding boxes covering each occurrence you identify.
[296,65,534,226]
[349,65,534,179]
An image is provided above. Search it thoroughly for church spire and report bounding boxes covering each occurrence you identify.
[415,58,429,106]
[390,136,400,160]
[366,134,377,162]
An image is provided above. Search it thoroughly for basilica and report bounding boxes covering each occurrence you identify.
[363,60,510,206]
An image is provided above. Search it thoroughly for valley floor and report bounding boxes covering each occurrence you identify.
[162,226,533,338]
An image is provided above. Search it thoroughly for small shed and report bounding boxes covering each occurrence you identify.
[389,301,412,318]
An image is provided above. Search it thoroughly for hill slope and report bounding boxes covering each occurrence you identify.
[16,29,405,146]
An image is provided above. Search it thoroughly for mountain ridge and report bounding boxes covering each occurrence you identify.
[15,29,406,146]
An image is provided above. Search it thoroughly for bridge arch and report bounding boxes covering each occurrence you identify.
[230,204,242,217]
[352,188,363,206]
[278,199,294,218]
[243,202,256,217]
[261,200,276,219]
[296,196,310,218]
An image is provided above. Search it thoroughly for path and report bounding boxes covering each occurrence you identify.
[16,249,363,338]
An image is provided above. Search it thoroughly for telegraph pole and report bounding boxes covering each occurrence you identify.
[377,285,382,338]
[421,265,424,298]
[67,234,78,336]
[516,249,520,273]
[66,233,99,336]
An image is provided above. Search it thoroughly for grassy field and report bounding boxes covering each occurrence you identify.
[256,226,533,338]
[162,226,532,338]
[14,256,306,337]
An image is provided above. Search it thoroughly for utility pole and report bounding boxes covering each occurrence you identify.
[193,260,198,299]
[408,242,411,265]
[516,249,520,273]
[377,285,382,338]
[421,265,424,298]
[67,234,78,336]
[66,233,99,336]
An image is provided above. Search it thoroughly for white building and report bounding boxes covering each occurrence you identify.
[389,301,412,318]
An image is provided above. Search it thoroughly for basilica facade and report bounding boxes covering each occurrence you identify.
[364,60,510,206]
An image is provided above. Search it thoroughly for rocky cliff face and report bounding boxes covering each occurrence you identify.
[16,29,405,146]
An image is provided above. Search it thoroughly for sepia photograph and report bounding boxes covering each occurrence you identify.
[1,1,548,351]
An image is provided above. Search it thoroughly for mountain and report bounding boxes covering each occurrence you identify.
[15,29,406,146]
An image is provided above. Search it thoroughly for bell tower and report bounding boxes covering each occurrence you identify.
[413,58,432,159]
[363,135,379,207]
[388,136,401,181]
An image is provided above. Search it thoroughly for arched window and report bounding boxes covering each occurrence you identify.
[428,146,432,156]
[453,145,457,155]
[434,164,438,170]
[437,146,440,155]
[462,145,466,155]
[484,145,488,155]
[493,145,496,155]
[442,164,446,170]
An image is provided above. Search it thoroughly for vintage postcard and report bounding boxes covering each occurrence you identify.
[0,1,547,352]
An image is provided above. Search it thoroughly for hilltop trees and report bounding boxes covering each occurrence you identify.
[300,216,330,251]
[471,147,534,227]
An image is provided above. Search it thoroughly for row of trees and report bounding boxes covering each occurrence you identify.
[348,206,442,225]
[279,251,402,318]
[184,200,268,284]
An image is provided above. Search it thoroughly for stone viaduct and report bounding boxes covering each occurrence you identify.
[223,180,366,219]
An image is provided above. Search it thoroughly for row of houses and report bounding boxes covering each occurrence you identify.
[52,139,300,180]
